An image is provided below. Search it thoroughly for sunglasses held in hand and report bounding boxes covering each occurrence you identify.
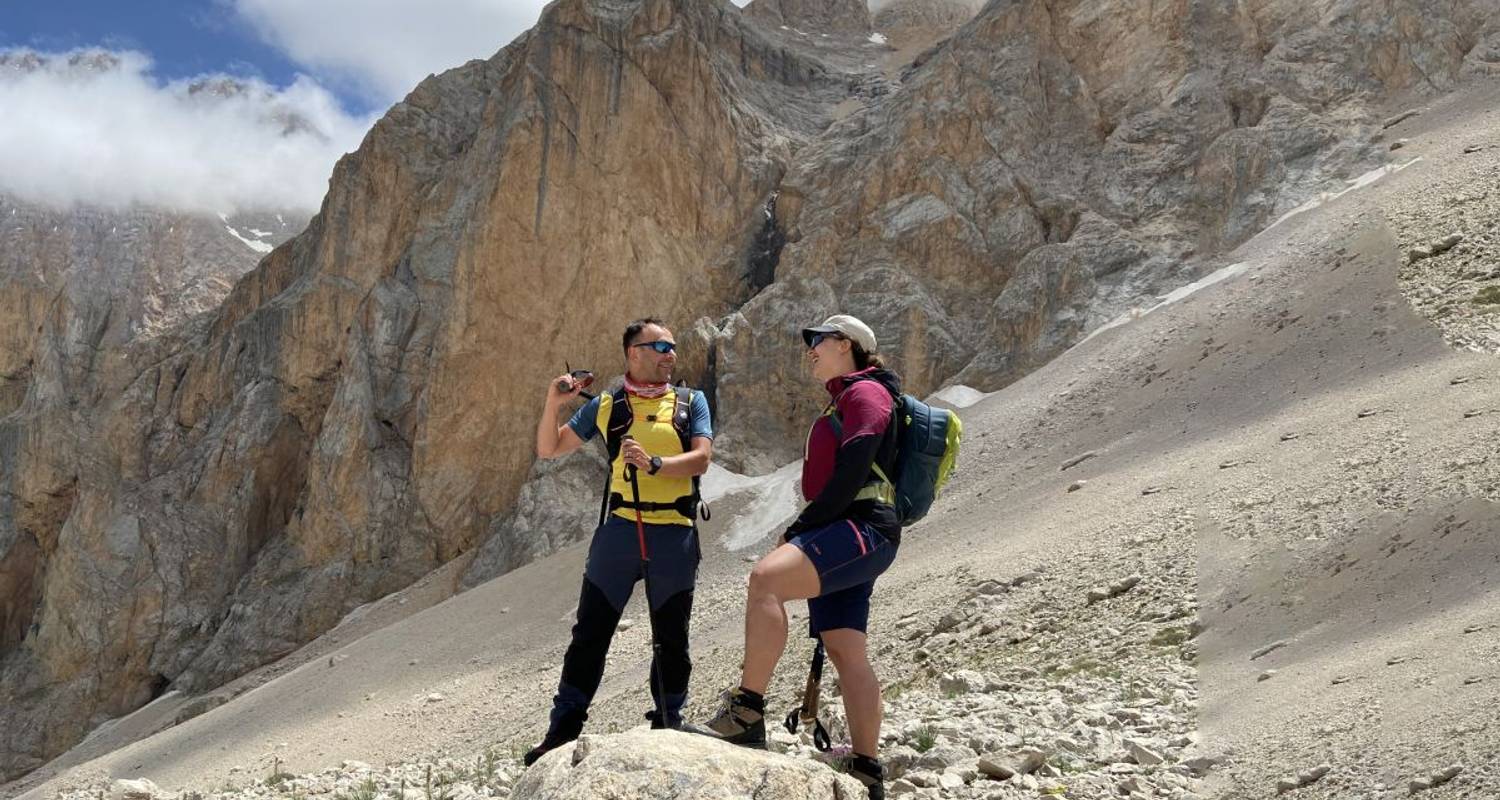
[556,365,596,399]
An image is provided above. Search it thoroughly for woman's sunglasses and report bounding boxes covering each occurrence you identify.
[807,332,844,349]
[632,340,677,354]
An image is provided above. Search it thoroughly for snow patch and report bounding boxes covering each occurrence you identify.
[702,462,803,551]
[224,224,274,254]
[247,227,271,238]
[1081,262,1250,346]
[929,385,990,409]
[868,32,888,44]
[1264,158,1422,233]
[1078,158,1421,349]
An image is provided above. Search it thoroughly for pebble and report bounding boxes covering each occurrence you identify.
[977,748,1047,779]
[1276,763,1331,794]
[1250,640,1288,661]
[1179,754,1224,777]
[1126,739,1165,766]
[1060,451,1098,471]
[1383,109,1421,128]
[109,779,162,800]
[1409,764,1463,793]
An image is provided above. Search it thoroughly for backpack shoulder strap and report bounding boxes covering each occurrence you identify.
[597,387,633,526]
[672,386,693,452]
[673,386,706,512]
[602,387,633,463]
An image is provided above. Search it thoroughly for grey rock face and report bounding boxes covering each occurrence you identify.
[710,0,1500,471]
[744,0,872,36]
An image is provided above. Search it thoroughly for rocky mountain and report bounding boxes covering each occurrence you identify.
[0,197,303,768]
[3,0,1499,785]
[870,0,983,50]
[744,0,872,36]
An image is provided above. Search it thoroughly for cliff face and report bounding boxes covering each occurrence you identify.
[4,0,1499,780]
[744,0,872,36]
[710,0,1500,472]
[0,198,302,654]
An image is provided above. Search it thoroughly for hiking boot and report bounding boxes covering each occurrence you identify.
[696,687,766,748]
[523,712,585,766]
[848,754,884,800]
[643,708,683,730]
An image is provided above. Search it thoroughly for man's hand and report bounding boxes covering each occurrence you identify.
[547,372,583,405]
[620,437,653,473]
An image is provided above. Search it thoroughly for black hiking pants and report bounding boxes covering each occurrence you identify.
[546,515,699,732]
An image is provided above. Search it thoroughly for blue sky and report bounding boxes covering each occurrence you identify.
[0,0,754,213]
[0,0,530,115]
[1,1,309,100]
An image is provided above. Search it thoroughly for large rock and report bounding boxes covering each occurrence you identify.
[514,729,867,799]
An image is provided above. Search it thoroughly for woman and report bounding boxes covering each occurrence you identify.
[701,314,901,800]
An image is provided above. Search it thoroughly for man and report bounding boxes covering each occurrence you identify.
[525,318,714,765]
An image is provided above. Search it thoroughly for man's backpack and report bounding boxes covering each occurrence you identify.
[831,389,962,525]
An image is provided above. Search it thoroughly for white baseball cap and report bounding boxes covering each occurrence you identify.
[801,314,877,353]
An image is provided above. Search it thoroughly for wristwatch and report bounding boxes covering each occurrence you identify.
[647,455,663,475]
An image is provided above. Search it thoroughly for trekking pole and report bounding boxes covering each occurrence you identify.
[622,435,668,728]
[784,639,832,751]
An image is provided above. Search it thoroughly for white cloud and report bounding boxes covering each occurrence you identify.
[230,0,550,106]
[231,0,778,106]
[0,49,375,213]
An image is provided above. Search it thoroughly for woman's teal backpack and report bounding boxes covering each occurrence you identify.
[882,394,962,524]
[831,390,963,525]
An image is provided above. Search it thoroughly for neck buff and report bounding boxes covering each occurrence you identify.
[624,375,670,398]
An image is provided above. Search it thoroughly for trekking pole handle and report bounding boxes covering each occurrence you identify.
[621,434,638,480]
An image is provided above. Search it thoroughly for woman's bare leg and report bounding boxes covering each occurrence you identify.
[739,543,821,693]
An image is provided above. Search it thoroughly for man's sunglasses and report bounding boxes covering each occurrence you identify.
[632,340,677,354]
[807,332,844,349]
